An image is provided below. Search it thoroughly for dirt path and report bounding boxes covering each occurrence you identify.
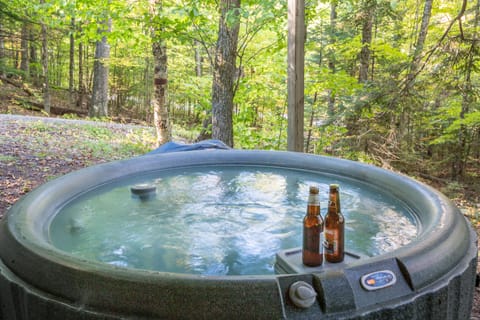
[0,114,155,217]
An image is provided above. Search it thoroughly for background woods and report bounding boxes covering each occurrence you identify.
[0,1,478,196]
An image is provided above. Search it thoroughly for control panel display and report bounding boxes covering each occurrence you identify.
[360,270,397,291]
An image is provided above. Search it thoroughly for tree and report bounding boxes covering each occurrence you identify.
[90,12,111,117]
[40,0,50,114]
[150,0,171,146]
[77,27,87,109]
[327,1,337,117]
[20,22,29,79]
[211,0,241,147]
[69,18,75,100]
[287,0,305,152]
[397,0,433,144]
[358,0,375,83]
[0,22,5,77]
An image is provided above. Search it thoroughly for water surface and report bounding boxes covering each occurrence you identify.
[49,166,418,275]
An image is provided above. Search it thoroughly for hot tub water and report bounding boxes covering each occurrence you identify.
[49,166,417,275]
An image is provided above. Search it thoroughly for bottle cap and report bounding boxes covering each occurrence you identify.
[329,184,339,190]
[309,186,319,194]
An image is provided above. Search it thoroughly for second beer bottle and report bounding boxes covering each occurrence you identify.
[302,186,324,267]
[324,184,345,263]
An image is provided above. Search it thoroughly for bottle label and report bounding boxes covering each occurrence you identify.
[303,226,321,253]
[324,229,338,254]
[323,239,337,254]
[308,194,320,205]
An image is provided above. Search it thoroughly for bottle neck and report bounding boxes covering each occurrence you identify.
[307,193,320,216]
[308,193,320,206]
[328,191,341,215]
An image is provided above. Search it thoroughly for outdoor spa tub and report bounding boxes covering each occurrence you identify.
[0,149,477,319]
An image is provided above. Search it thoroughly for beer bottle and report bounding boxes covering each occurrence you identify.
[324,184,345,263]
[302,186,323,267]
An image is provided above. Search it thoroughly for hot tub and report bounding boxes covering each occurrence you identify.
[0,150,477,319]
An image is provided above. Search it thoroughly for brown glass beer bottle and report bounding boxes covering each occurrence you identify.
[324,184,345,263]
[302,186,323,267]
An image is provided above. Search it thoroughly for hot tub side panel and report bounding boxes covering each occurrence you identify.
[0,257,287,320]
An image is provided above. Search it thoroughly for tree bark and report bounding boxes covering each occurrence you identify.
[77,36,88,109]
[29,39,40,84]
[40,0,50,114]
[0,22,5,77]
[397,0,432,144]
[211,0,241,147]
[287,0,305,152]
[69,18,75,99]
[405,0,433,89]
[195,40,203,77]
[327,2,337,118]
[150,0,171,146]
[358,0,375,83]
[20,22,29,80]
[306,92,317,153]
[90,18,111,117]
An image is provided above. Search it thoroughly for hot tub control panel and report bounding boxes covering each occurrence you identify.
[360,270,397,291]
[276,251,416,317]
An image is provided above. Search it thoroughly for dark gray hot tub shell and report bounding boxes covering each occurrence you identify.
[0,150,477,319]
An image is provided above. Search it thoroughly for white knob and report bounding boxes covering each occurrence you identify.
[289,281,317,309]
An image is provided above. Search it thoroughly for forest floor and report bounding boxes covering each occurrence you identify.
[1,79,479,317]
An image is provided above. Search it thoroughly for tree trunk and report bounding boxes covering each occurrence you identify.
[406,0,433,88]
[194,38,209,141]
[150,0,171,146]
[20,22,29,80]
[90,19,111,118]
[398,0,432,144]
[287,0,305,152]
[327,2,337,118]
[358,0,375,83]
[349,0,375,151]
[69,18,75,100]
[40,0,50,114]
[306,92,317,153]
[29,39,40,84]
[143,56,152,120]
[211,0,241,147]
[195,40,203,77]
[78,37,88,109]
[0,22,5,77]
